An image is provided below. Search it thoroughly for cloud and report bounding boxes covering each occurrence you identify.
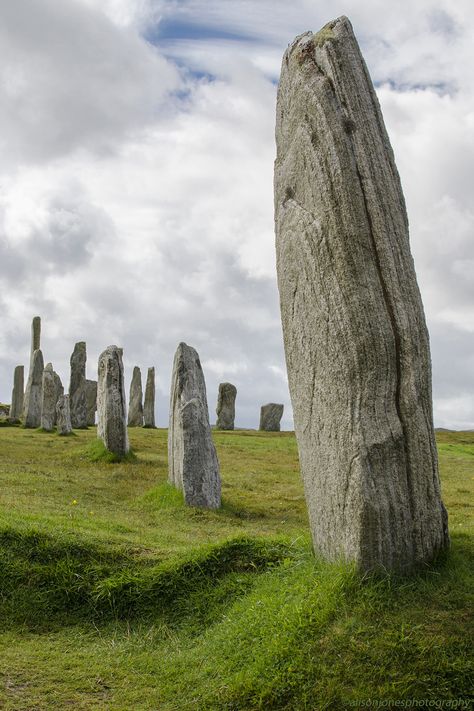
[0,0,473,430]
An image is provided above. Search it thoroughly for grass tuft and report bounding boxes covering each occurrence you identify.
[84,438,137,463]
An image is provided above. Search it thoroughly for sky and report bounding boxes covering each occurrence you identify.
[0,0,473,430]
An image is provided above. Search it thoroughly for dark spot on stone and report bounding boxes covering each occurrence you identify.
[343,116,356,134]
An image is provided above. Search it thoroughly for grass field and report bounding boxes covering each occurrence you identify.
[0,425,472,710]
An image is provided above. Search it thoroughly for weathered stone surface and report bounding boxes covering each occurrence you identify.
[259,403,284,432]
[30,316,41,360]
[23,349,44,428]
[53,372,64,426]
[216,382,237,430]
[41,363,59,431]
[128,366,143,427]
[274,16,449,572]
[168,343,221,508]
[9,365,24,422]
[97,345,129,456]
[86,379,97,426]
[24,317,42,424]
[143,367,156,428]
[69,341,87,429]
[56,394,72,435]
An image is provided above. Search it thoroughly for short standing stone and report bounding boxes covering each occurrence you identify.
[143,367,156,428]
[259,403,284,432]
[23,349,44,428]
[9,365,24,422]
[216,382,237,430]
[69,341,87,429]
[53,372,64,426]
[97,345,129,456]
[274,17,449,571]
[128,366,144,427]
[56,394,72,435]
[85,379,98,426]
[41,363,59,431]
[168,342,221,508]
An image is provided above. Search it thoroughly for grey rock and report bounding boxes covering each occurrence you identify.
[86,379,97,426]
[69,341,87,429]
[41,363,60,431]
[168,342,221,508]
[23,317,42,424]
[143,367,156,428]
[23,349,44,428]
[259,403,284,432]
[127,366,144,427]
[216,382,237,430]
[97,345,129,456]
[274,16,449,572]
[56,394,72,435]
[52,372,64,426]
[9,365,24,422]
[30,316,41,361]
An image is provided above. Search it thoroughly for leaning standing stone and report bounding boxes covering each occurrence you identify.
[274,16,448,572]
[259,403,284,432]
[168,343,221,508]
[143,367,156,428]
[216,382,237,430]
[69,341,87,429]
[23,349,44,428]
[97,345,129,456]
[127,366,144,427]
[9,365,24,423]
[41,363,58,431]
[85,379,97,426]
[56,394,72,435]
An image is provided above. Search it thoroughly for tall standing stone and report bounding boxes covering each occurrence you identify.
[168,343,221,509]
[23,349,44,428]
[216,382,237,430]
[143,367,156,428]
[127,366,144,427]
[56,394,72,435]
[69,341,87,429]
[52,372,64,426]
[9,365,24,423]
[86,379,98,426]
[23,316,42,425]
[259,403,284,432]
[274,17,449,572]
[41,363,60,431]
[97,345,129,456]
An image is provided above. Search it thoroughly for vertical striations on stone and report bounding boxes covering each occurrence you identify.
[41,363,58,431]
[168,343,221,508]
[23,349,44,427]
[56,394,72,435]
[127,366,144,427]
[86,379,98,426]
[9,365,24,422]
[97,345,129,456]
[274,16,449,572]
[216,382,237,430]
[143,367,156,428]
[259,403,284,432]
[30,316,41,361]
[69,341,87,428]
[53,372,64,426]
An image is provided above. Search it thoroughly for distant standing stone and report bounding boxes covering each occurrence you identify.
[97,345,129,456]
[52,372,64,426]
[24,316,42,425]
[9,365,24,423]
[274,16,449,571]
[85,379,98,426]
[128,366,144,427]
[168,343,221,508]
[41,363,59,431]
[56,394,72,436]
[143,367,156,428]
[259,403,284,432]
[30,316,41,361]
[216,382,237,430]
[69,341,87,429]
[23,349,44,428]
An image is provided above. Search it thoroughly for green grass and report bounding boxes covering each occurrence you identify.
[0,427,472,710]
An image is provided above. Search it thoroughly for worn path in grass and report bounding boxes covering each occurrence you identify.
[0,426,472,710]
